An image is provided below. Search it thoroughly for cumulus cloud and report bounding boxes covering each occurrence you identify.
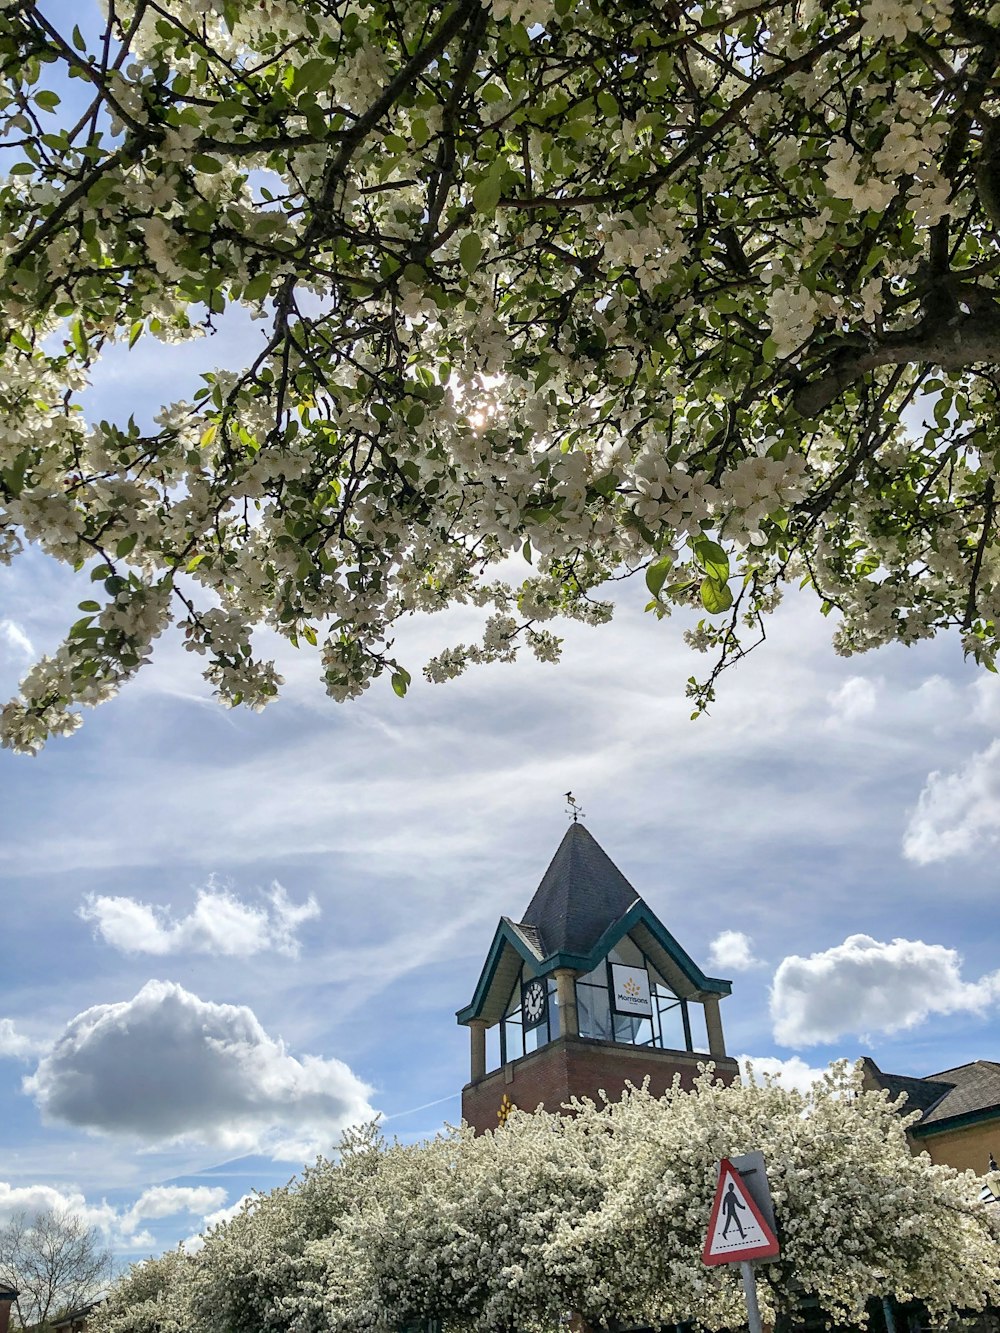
[903,740,1000,864]
[827,675,878,724]
[79,882,320,958]
[0,1019,41,1060]
[738,1055,829,1096]
[708,930,762,972]
[120,1186,227,1236]
[0,1181,230,1252]
[0,619,33,660]
[25,980,375,1160]
[0,1182,116,1233]
[771,934,1000,1046]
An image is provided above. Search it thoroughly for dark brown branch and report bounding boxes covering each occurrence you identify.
[792,307,1000,416]
[963,477,996,629]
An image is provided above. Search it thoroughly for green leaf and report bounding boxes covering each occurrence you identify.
[645,553,673,599]
[391,667,411,698]
[692,537,729,582]
[128,321,143,348]
[459,233,483,275]
[473,165,503,214]
[116,534,137,558]
[193,154,223,174]
[77,600,101,612]
[700,576,733,614]
[762,335,778,363]
[70,318,88,359]
[186,552,206,572]
[243,272,271,302]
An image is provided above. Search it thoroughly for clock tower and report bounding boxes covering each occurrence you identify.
[457,823,739,1132]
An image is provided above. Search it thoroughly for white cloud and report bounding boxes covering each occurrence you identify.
[738,1054,828,1096]
[827,675,878,724]
[771,934,1000,1046]
[120,1185,227,1235]
[0,1181,229,1253]
[25,980,376,1160]
[78,882,320,958]
[903,739,1000,864]
[0,618,33,660]
[708,930,761,972]
[0,1182,117,1233]
[0,1019,41,1060]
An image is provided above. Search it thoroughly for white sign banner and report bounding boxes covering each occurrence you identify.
[610,963,652,1017]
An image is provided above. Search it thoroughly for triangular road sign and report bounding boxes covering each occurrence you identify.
[703,1157,780,1266]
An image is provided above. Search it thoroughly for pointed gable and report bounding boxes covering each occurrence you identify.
[457,823,730,1026]
[520,823,639,956]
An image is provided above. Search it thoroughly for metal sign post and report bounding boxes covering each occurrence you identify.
[740,1261,764,1333]
[703,1154,780,1333]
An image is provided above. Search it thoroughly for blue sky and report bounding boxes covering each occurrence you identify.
[3,0,1000,1273]
[4,503,1000,1260]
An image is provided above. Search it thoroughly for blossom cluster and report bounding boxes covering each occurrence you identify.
[0,0,997,747]
[91,1065,1000,1333]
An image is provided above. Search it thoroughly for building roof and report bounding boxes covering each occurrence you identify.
[920,1061,1000,1127]
[51,1300,102,1329]
[457,824,731,1025]
[863,1057,1000,1134]
[0,1288,17,1301]
[520,823,640,957]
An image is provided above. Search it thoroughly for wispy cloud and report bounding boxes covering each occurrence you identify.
[0,618,33,659]
[771,934,999,1046]
[0,1018,42,1060]
[903,738,1000,864]
[826,675,878,724]
[79,882,320,958]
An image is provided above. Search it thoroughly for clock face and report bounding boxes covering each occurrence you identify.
[522,978,547,1030]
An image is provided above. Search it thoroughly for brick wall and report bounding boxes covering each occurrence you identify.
[0,1295,15,1333]
[462,1034,740,1133]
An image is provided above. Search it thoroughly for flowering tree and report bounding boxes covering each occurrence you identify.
[3,0,1000,749]
[92,1068,1000,1333]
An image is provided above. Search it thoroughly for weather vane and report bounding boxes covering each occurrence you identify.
[565,792,585,823]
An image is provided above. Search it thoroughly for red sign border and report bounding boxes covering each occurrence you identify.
[702,1157,780,1266]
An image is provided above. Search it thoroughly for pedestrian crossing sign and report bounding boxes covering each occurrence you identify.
[702,1157,780,1266]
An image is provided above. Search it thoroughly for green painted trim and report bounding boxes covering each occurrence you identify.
[456,918,542,1024]
[457,902,731,1023]
[911,1106,1000,1138]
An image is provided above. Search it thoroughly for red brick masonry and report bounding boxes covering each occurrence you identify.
[462,1034,740,1133]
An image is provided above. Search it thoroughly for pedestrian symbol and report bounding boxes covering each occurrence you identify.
[703,1158,780,1266]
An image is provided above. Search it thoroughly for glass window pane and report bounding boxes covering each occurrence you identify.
[486,1023,501,1072]
[658,1000,687,1051]
[688,1002,710,1054]
[577,981,613,1040]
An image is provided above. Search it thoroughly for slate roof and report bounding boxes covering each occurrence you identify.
[519,822,641,957]
[863,1057,1000,1132]
[457,823,730,1025]
[920,1061,1000,1126]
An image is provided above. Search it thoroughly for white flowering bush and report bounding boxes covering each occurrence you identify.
[91,1066,1000,1333]
[5,0,1000,748]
